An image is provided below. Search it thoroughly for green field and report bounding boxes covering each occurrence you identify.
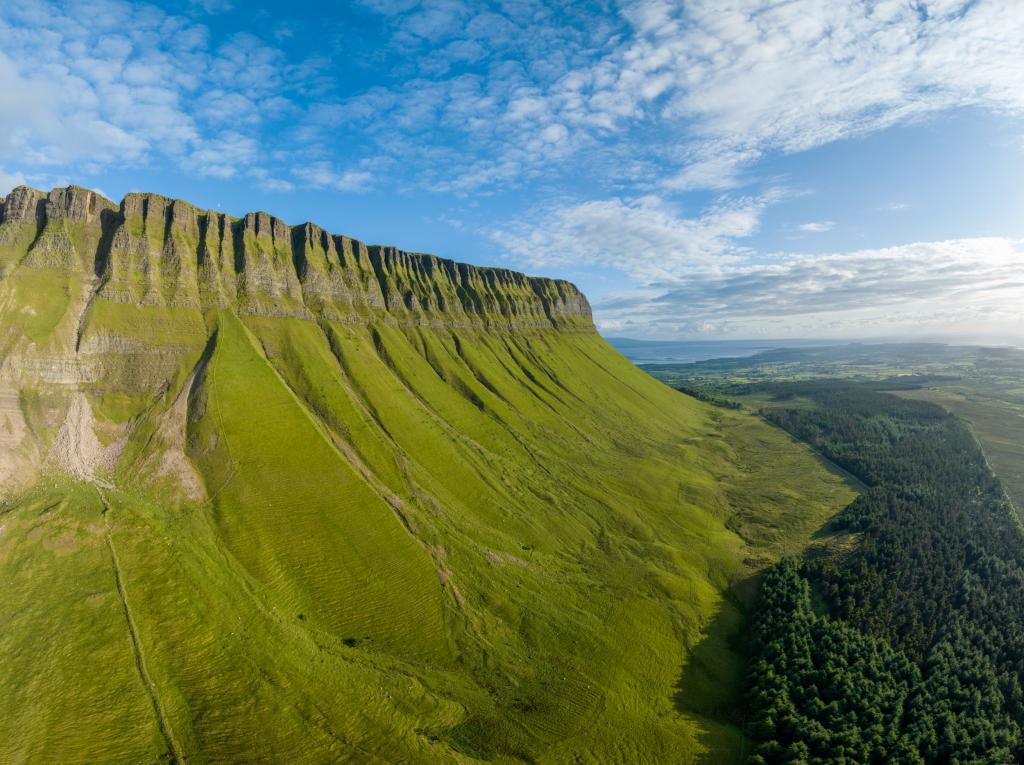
[731,380,1024,762]
[641,342,1024,518]
[0,186,858,763]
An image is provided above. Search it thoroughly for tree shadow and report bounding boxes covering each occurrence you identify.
[673,572,764,765]
[673,505,848,763]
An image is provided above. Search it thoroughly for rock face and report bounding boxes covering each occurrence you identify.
[0,185,593,330]
[0,185,592,495]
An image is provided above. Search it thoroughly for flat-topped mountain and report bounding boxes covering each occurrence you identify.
[0,185,591,329]
[0,185,853,763]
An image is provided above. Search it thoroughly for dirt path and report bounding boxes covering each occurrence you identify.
[99,489,183,764]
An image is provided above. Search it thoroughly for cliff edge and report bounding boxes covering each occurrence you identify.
[0,185,592,330]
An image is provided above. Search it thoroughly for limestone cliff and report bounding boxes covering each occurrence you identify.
[0,185,593,330]
[0,184,592,496]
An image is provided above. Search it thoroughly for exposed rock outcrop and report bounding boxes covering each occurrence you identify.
[0,184,594,493]
[1,185,593,330]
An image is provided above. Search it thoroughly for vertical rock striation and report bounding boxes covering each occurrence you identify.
[1,185,593,330]
[0,184,593,494]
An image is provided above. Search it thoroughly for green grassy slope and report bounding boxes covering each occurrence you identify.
[0,186,856,763]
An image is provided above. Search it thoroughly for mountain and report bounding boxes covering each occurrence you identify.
[0,185,854,763]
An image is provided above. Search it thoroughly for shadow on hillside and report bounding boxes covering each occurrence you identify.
[672,571,764,765]
[675,514,850,763]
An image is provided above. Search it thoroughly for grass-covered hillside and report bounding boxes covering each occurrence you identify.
[0,186,855,763]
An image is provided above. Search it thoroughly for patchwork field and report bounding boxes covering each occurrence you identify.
[640,342,1024,519]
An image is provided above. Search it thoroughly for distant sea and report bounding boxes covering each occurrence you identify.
[606,337,831,366]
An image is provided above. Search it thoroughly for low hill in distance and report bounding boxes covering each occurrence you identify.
[0,186,856,763]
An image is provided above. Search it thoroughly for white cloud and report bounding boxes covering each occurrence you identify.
[662,148,760,191]
[0,51,74,161]
[0,1,314,187]
[0,167,26,195]
[492,183,1024,338]
[490,190,785,282]
[257,177,295,193]
[604,0,1024,190]
[185,131,258,179]
[539,123,569,144]
[294,162,374,192]
[797,221,835,233]
[190,0,234,13]
[342,0,1024,193]
[335,170,373,191]
[593,238,1024,338]
[4,0,1022,201]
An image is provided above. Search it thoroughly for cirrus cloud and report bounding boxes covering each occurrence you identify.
[341,0,1024,193]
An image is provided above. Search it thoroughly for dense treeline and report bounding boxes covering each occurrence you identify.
[672,384,743,409]
[747,383,1024,763]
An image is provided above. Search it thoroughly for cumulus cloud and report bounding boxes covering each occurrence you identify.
[294,162,374,192]
[334,170,374,191]
[185,132,259,178]
[190,0,233,13]
[340,0,1024,193]
[0,5,205,167]
[0,167,26,195]
[0,51,59,157]
[492,185,1023,338]
[4,0,1022,200]
[0,1,308,188]
[256,177,295,193]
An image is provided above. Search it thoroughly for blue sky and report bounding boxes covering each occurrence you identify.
[1,0,1022,340]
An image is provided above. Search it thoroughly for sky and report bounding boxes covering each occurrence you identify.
[0,0,1022,341]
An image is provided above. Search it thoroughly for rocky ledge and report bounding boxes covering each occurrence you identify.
[0,185,593,331]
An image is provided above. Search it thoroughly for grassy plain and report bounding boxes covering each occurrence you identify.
[0,194,862,765]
